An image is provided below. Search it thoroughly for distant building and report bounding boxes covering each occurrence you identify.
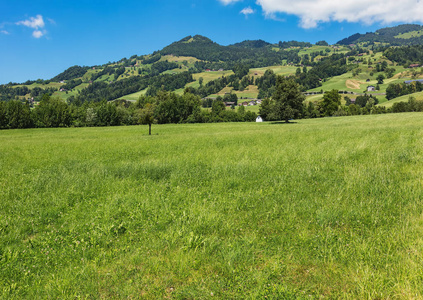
[367,86,376,92]
[256,116,263,123]
[409,64,420,68]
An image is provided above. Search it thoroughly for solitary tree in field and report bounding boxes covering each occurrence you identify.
[271,76,304,123]
[138,103,156,135]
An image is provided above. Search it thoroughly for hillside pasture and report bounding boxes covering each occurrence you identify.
[249,65,298,78]
[395,30,423,39]
[118,88,148,101]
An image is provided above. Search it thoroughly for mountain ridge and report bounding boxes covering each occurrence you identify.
[337,24,423,45]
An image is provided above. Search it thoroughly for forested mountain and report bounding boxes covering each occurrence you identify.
[159,35,293,68]
[338,24,423,46]
[5,24,423,107]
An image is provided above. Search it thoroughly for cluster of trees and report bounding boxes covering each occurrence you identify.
[278,41,312,49]
[345,94,379,107]
[67,72,194,103]
[150,61,179,75]
[89,66,116,81]
[184,65,252,98]
[390,96,423,113]
[256,70,277,99]
[51,66,91,82]
[386,81,423,100]
[384,45,423,66]
[0,91,257,130]
[141,54,162,65]
[0,85,58,102]
[61,79,82,91]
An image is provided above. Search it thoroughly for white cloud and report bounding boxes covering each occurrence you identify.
[241,7,255,16]
[1,30,9,35]
[16,15,47,38]
[32,30,44,38]
[219,0,242,5]
[255,0,423,28]
[16,15,45,29]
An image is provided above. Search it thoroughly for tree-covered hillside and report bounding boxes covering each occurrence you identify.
[159,35,296,68]
[6,25,423,107]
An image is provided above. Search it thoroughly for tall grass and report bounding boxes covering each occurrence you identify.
[1,113,423,298]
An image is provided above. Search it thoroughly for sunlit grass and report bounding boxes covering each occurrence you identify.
[1,113,423,298]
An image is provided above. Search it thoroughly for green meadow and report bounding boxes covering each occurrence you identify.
[2,113,423,298]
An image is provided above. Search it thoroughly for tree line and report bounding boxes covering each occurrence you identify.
[0,90,257,130]
[386,81,423,100]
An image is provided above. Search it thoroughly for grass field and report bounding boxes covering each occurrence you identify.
[118,89,148,101]
[2,113,423,298]
[249,66,298,78]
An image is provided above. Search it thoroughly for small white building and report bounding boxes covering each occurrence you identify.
[256,116,263,123]
[367,86,376,92]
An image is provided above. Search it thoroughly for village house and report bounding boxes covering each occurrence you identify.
[367,86,376,92]
[256,116,263,123]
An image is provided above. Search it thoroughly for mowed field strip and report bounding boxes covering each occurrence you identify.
[1,113,423,298]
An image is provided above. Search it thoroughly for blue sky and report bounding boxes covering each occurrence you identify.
[1,0,422,84]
